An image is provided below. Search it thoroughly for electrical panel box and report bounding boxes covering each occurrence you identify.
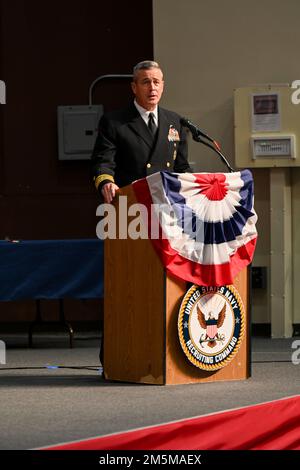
[251,135,295,159]
[234,85,300,168]
[57,105,103,160]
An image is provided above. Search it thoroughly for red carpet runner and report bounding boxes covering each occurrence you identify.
[44,395,300,450]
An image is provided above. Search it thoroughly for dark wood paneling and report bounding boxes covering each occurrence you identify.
[0,0,153,322]
[0,0,153,235]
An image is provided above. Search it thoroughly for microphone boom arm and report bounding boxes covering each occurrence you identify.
[192,134,235,173]
[180,117,235,172]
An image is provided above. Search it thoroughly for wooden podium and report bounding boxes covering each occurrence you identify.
[104,184,250,384]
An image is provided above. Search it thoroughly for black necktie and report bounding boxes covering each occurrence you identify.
[148,112,157,135]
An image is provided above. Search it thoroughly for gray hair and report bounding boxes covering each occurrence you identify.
[133,60,162,81]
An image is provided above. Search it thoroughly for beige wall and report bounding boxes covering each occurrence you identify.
[153,0,300,326]
[292,170,300,325]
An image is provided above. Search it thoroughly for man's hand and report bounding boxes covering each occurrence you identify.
[101,182,120,203]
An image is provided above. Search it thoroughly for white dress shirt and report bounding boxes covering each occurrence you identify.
[134,100,158,128]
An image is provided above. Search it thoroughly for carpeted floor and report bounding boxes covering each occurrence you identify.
[0,331,299,450]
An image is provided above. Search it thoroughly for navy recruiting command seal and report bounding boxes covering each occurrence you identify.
[178,285,245,371]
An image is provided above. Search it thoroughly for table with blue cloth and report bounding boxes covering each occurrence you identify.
[0,239,104,347]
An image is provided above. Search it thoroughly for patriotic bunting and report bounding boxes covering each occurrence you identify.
[132,170,257,286]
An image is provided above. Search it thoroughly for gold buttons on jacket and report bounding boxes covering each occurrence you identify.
[147,163,152,169]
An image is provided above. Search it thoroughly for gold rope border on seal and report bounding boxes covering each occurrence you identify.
[178,284,246,371]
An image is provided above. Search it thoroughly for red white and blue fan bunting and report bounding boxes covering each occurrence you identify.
[132,170,257,286]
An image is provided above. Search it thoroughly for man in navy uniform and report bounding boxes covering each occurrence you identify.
[91,60,192,203]
[91,60,192,372]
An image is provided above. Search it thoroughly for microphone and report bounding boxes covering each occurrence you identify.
[180,117,220,150]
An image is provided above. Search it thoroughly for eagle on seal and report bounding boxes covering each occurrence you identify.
[197,302,226,348]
